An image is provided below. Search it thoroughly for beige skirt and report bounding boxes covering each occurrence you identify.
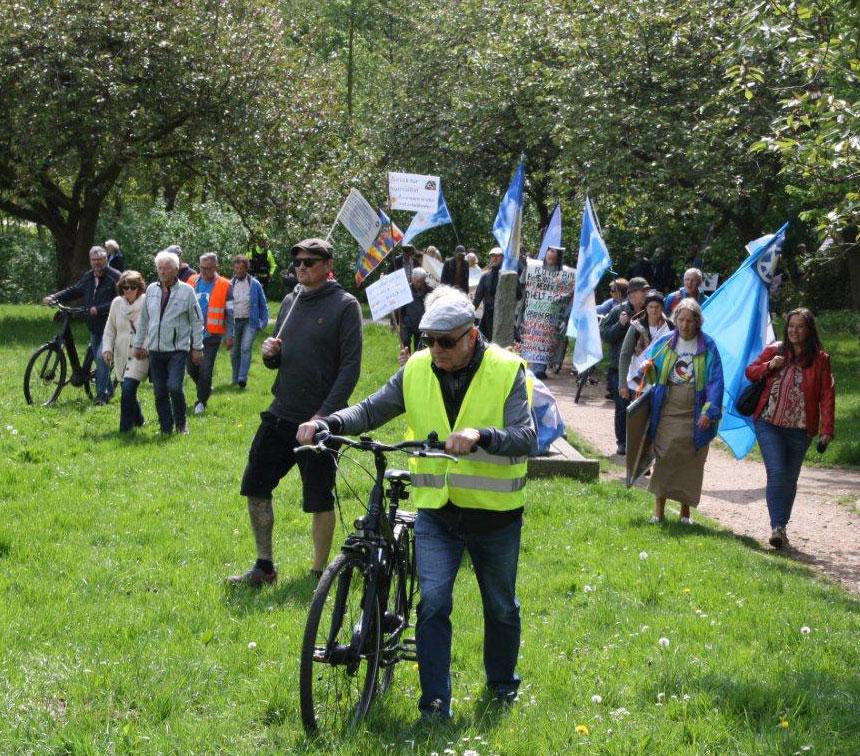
[648,383,709,506]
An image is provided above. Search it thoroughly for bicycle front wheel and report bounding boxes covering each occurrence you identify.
[24,344,66,406]
[300,553,381,736]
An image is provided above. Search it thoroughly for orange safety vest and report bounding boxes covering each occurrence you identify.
[188,273,230,335]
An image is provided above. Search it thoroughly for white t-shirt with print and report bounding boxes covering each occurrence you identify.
[669,337,698,385]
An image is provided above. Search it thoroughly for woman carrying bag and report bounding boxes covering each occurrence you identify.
[618,289,674,402]
[641,298,724,525]
[745,308,835,548]
[102,270,150,432]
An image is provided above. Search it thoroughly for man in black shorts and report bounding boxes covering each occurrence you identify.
[229,238,363,587]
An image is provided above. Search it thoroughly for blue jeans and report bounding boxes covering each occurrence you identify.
[119,377,144,432]
[755,418,811,529]
[414,510,522,717]
[90,332,114,400]
[149,350,188,433]
[231,319,257,383]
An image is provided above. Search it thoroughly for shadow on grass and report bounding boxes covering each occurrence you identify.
[689,669,860,742]
[631,514,764,552]
[222,573,317,616]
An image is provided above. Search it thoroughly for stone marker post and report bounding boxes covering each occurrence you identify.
[492,269,519,347]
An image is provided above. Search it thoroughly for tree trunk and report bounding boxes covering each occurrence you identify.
[53,209,100,288]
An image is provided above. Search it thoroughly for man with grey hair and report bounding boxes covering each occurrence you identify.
[43,245,121,404]
[186,253,234,414]
[103,239,125,272]
[132,249,203,434]
[167,244,196,282]
[665,267,707,315]
[297,284,536,721]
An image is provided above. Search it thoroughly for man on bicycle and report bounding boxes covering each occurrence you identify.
[297,286,535,721]
[43,245,121,404]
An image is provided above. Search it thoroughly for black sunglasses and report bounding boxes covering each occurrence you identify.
[295,257,325,268]
[422,329,471,349]
[119,285,137,291]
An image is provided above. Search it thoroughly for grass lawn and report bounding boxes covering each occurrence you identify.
[1,304,858,754]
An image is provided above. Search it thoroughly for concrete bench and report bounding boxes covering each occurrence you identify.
[527,436,599,481]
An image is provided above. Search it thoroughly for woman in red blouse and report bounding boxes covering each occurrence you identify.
[745,308,836,548]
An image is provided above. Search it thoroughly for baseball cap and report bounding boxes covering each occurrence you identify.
[291,238,333,258]
[628,277,650,292]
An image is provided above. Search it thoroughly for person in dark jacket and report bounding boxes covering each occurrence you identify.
[441,245,469,293]
[392,243,418,278]
[473,247,504,340]
[167,244,196,282]
[745,307,835,549]
[230,237,363,587]
[43,245,120,404]
[104,239,126,272]
[599,276,649,454]
[399,267,432,353]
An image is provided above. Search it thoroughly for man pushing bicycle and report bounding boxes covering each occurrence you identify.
[297,285,535,722]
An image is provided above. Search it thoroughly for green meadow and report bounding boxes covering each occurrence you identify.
[1,304,858,754]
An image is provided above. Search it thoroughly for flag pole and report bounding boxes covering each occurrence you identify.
[324,206,342,243]
[386,171,403,336]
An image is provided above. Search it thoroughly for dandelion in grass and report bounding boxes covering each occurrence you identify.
[657,693,665,703]
[778,717,789,728]
[682,587,691,593]
[584,585,594,593]
[658,637,670,649]
[639,551,648,560]
[247,641,257,650]
[591,694,603,704]
[800,626,811,634]
[463,750,480,756]
[575,724,589,736]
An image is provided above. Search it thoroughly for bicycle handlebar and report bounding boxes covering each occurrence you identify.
[294,430,459,462]
[46,301,89,316]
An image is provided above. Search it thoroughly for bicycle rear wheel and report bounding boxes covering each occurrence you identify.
[82,347,96,400]
[24,344,66,406]
[300,553,381,736]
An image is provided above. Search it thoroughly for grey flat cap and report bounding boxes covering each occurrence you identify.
[291,237,333,258]
[419,294,475,333]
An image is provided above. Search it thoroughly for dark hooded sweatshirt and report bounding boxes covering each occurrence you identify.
[264,280,363,422]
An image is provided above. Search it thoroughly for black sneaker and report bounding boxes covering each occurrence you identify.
[227,565,278,587]
[238,380,247,389]
[616,445,626,456]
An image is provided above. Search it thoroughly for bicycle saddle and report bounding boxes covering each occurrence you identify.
[384,469,411,482]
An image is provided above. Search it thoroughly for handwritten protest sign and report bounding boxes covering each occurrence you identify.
[518,260,576,365]
[388,172,440,213]
[338,188,382,251]
[366,268,413,321]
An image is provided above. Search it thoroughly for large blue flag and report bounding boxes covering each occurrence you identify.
[568,197,612,373]
[537,203,562,261]
[492,160,525,271]
[701,222,788,459]
[401,188,453,246]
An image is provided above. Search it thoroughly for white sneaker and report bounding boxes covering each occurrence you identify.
[649,515,664,524]
[680,516,693,525]
[194,402,205,415]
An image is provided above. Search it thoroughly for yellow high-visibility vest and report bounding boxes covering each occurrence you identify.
[403,343,529,511]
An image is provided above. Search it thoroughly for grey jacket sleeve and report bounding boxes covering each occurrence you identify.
[317,299,363,417]
[618,324,638,387]
[329,368,407,434]
[480,366,536,456]
[189,290,204,351]
[133,292,150,349]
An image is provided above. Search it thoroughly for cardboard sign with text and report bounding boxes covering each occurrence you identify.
[366,268,414,321]
[339,188,382,251]
[388,172,440,213]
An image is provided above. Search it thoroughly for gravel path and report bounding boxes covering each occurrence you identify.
[544,370,860,596]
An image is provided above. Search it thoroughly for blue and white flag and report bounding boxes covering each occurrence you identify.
[701,222,787,459]
[537,203,562,261]
[568,197,612,373]
[401,188,453,246]
[492,160,525,272]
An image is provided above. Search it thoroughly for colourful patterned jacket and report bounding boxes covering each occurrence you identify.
[643,331,724,449]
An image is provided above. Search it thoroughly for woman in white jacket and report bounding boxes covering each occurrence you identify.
[101,270,150,432]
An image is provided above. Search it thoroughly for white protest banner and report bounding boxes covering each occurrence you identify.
[365,268,413,321]
[338,188,382,251]
[388,172,440,213]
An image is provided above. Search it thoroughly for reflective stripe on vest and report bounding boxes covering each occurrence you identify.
[188,274,229,335]
[403,344,529,511]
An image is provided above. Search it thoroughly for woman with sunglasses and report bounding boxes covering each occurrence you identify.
[745,308,835,548]
[101,270,150,432]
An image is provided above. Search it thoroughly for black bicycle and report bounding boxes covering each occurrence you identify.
[296,431,455,736]
[24,303,98,406]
